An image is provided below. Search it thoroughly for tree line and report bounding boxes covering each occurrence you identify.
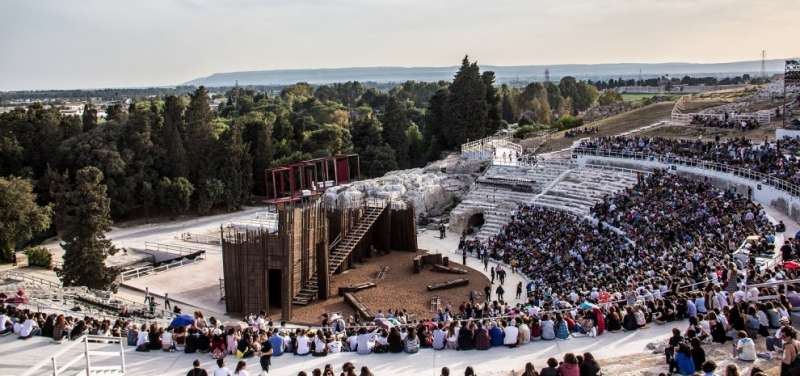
[0,55,610,289]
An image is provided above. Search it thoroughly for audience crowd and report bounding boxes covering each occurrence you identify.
[3,161,800,375]
[578,136,800,187]
[689,115,760,130]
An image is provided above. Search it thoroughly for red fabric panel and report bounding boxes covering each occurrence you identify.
[336,158,350,184]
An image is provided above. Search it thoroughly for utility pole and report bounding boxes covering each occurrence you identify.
[544,68,550,83]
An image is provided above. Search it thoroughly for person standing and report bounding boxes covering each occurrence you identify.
[165,293,172,310]
[144,287,151,305]
[496,285,505,303]
[259,335,273,375]
[490,267,495,284]
[516,282,523,300]
[483,256,489,271]
[462,250,467,266]
[484,285,491,301]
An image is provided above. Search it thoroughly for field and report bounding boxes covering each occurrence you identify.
[525,101,676,153]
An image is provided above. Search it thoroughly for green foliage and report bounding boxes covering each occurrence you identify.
[405,124,425,168]
[56,166,118,290]
[24,246,52,268]
[158,177,194,215]
[0,176,52,262]
[359,144,398,178]
[597,90,623,106]
[444,56,488,146]
[196,178,225,215]
[381,97,410,168]
[558,115,584,130]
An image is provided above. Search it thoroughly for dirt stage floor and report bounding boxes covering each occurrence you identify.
[288,249,491,324]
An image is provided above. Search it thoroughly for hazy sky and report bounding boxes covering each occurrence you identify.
[1,0,797,91]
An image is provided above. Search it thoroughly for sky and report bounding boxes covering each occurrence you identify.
[0,0,798,91]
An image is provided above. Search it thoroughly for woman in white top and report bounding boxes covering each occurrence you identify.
[136,327,149,347]
[161,329,174,351]
[503,321,519,347]
[295,332,311,355]
[312,331,327,356]
[445,322,458,350]
[540,315,556,340]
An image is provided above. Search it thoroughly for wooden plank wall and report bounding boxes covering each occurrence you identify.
[390,205,418,251]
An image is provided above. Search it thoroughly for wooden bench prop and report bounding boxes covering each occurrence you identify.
[343,292,374,320]
[427,278,469,291]
[432,264,468,274]
[337,282,377,296]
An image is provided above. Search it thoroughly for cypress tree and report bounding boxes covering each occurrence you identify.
[57,166,119,290]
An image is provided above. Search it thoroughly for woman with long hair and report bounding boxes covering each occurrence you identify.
[233,360,248,376]
[521,362,539,376]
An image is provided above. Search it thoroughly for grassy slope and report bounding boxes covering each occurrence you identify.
[526,101,676,153]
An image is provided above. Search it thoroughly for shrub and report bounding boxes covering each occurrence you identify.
[24,246,52,268]
[514,124,548,139]
[558,115,584,130]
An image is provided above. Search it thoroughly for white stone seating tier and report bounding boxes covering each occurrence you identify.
[531,167,639,215]
[449,160,641,242]
[449,160,573,239]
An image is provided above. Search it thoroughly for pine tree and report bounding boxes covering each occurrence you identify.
[381,97,410,169]
[444,56,487,147]
[57,167,119,290]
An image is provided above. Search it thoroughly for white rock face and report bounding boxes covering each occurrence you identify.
[323,153,485,218]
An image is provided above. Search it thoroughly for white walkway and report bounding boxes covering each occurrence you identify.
[0,319,680,376]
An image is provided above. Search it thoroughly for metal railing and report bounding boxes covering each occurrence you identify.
[21,335,126,376]
[573,147,800,198]
[2,270,62,289]
[119,252,206,281]
[144,241,203,257]
[178,232,221,245]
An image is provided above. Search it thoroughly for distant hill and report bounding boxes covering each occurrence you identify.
[185,59,791,87]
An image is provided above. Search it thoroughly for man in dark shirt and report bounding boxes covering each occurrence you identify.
[260,337,274,373]
[186,359,208,376]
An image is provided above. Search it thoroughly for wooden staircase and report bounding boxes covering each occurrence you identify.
[292,203,387,305]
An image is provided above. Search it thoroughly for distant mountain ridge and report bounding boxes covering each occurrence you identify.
[185,59,792,87]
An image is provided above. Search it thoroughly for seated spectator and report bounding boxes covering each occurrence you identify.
[734,331,756,361]
[539,358,559,376]
[557,353,579,376]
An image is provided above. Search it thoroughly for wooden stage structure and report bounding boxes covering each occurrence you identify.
[221,196,417,320]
